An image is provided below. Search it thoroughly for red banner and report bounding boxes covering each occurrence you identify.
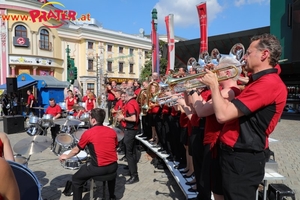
[196,2,208,56]
[151,19,157,74]
[165,14,175,74]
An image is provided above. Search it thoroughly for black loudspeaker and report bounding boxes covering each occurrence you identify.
[3,115,24,134]
[6,77,17,94]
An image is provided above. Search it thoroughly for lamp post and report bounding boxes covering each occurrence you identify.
[95,46,105,97]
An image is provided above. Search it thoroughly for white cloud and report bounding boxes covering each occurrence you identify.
[234,0,270,7]
[154,0,223,28]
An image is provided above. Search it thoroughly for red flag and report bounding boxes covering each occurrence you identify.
[196,2,208,56]
[151,19,157,74]
[165,14,175,74]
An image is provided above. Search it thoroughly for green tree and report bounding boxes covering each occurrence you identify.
[139,40,168,81]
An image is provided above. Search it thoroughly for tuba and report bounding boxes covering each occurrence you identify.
[136,88,148,116]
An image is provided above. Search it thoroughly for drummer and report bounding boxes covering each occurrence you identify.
[0,132,15,161]
[59,108,118,200]
[44,98,62,149]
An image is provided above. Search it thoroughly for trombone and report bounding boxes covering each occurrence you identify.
[165,65,240,88]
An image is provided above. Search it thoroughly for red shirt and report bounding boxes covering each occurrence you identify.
[113,99,123,117]
[107,89,115,101]
[134,88,141,97]
[179,113,189,128]
[162,105,170,115]
[45,104,62,116]
[82,95,88,102]
[121,98,140,130]
[220,69,287,151]
[65,97,76,110]
[203,87,240,148]
[85,98,95,111]
[27,94,35,105]
[190,114,200,127]
[78,125,118,166]
[170,107,179,116]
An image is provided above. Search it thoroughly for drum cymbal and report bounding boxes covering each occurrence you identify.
[112,127,125,142]
[32,106,45,110]
[13,135,52,155]
[72,105,85,110]
[54,118,82,126]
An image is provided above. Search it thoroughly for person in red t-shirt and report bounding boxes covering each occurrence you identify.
[0,157,20,200]
[117,88,140,185]
[82,89,91,103]
[133,81,141,98]
[26,90,35,115]
[59,108,118,200]
[85,92,96,112]
[65,90,77,114]
[106,83,117,125]
[0,132,14,161]
[45,98,62,147]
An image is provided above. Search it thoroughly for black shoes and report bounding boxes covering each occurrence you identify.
[126,176,139,184]
[174,163,186,170]
[183,173,194,179]
[188,187,197,192]
[185,180,196,186]
[180,169,189,174]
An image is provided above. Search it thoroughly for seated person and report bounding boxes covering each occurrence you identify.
[0,157,20,200]
[59,108,118,200]
[0,132,15,161]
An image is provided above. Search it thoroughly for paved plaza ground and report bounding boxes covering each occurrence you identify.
[2,113,300,200]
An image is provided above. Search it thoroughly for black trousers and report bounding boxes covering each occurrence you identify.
[141,115,151,139]
[107,100,116,124]
[72,161,118,200]
[220,148,265,200]
[123,129,138,177]
[50,125,60,145]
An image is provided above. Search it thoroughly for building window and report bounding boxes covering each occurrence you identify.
[119,47,123,54]
[88,42,93,49]
[15,25,27,37]
[87,83,95,93]
[119,62,123,73]
[129,48,134,55]
[107,61,112,72]
[129,63,134,73]
[39,29,50,50]
[88,59,93,70]
[107,45,112,52]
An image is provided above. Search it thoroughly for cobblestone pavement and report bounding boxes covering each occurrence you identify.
[2,114,300,200]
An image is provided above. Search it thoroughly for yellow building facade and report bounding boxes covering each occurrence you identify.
[0,0,152,96]
[58,23,152,96]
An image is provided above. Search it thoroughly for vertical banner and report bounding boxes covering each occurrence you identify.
[165,14,175,74]
[151,18,157,74]
[196,2,208,57]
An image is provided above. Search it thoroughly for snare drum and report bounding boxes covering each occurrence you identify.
[42,114,54,127]
[61,150,87,170]
[73,129,87,143]
[8,160,42,200]
[14,155,28,168]
[29,116,40,125]
[80,112,90,122]
[53,133,74,156]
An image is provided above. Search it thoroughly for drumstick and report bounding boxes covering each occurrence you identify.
[76,155,83,164]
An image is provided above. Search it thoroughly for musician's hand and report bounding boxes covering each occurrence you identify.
[199,69,218,87]
[116,113,124,122]
[59,154,68,162]
[177,98,186,106]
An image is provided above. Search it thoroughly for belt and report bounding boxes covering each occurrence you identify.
[219,143,262,153]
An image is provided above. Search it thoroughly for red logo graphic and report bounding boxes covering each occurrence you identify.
[17,37,25,45]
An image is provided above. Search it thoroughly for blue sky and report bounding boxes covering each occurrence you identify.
[57,0,270,40]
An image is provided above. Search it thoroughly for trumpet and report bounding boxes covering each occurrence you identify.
[165,65,240,87]
[158,96,183,106]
